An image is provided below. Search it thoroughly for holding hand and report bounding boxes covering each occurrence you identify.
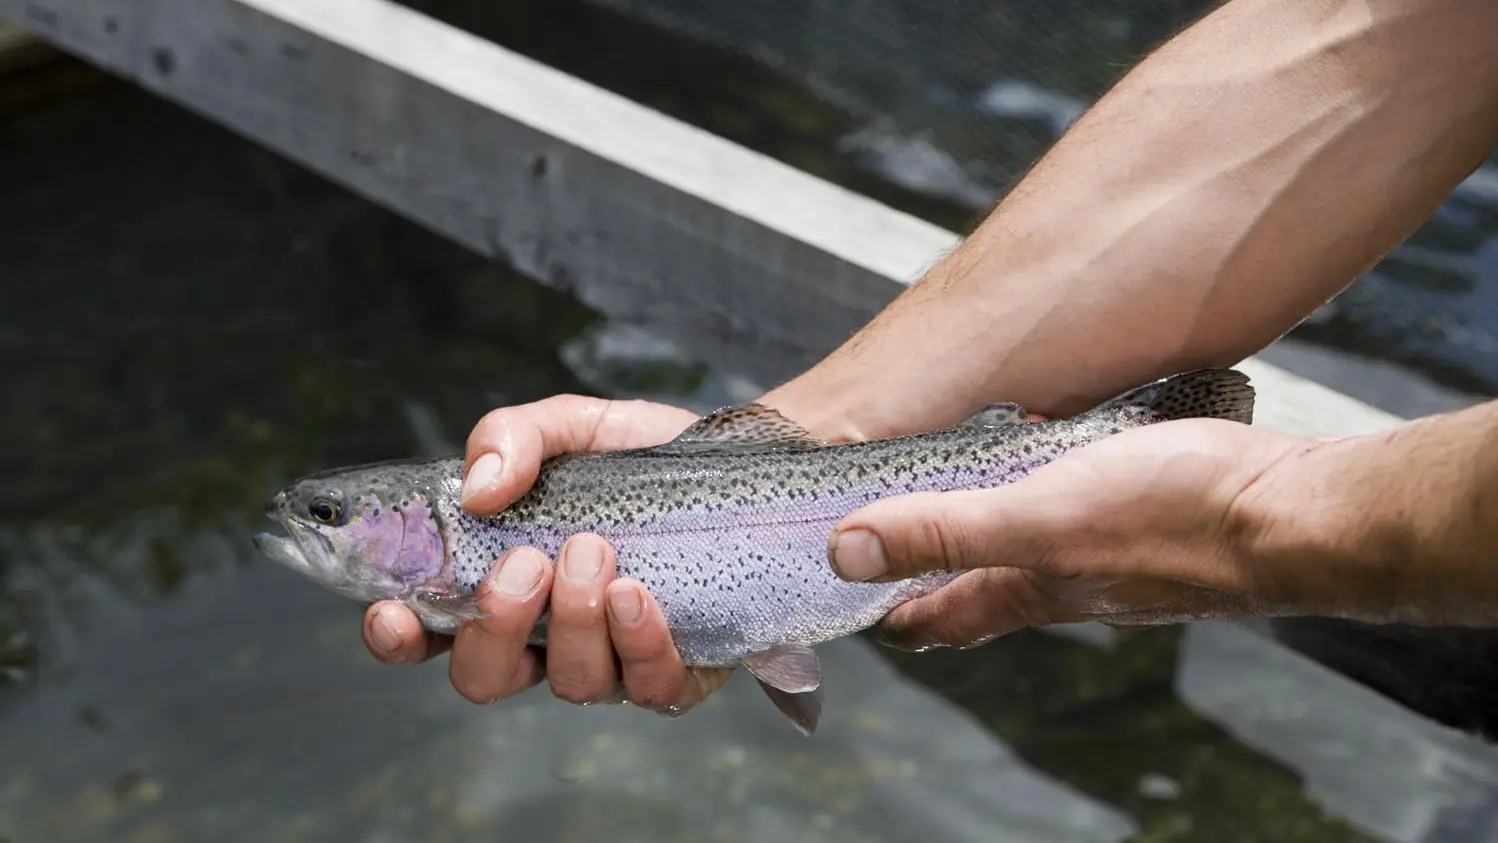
[361,395,731,713]
[826,418,1318,650]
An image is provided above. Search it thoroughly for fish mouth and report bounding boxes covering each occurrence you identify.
[253,507,334,583]
[252,531,314,579]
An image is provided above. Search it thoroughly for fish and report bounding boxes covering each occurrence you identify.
[254,368,1254,735]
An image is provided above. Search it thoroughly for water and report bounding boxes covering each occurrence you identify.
[5,10,1498,843]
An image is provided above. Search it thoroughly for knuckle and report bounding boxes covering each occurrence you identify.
[378,643,423,666]
[1004,570,1063,628]
[690,667,733,699]
[909,510,969,572]
[629,679,685,711]
[551,599,607,631]
[538,392,604,426]
[615,625,671,663]
[549,582,607,626]
[549,676,609,705]
[466,407,515,451]
[450,673,501,705]
[533,393,590,410]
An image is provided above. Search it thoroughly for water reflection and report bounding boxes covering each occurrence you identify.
[0,562,1138,843]
[1177,622,1498,843]
[3,21,1498,843]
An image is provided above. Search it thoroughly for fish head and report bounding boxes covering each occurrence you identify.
[254,464,448,604]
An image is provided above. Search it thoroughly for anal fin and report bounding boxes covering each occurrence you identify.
[742,645,824,735]
[755,679,824,736]
[742,644,822,693]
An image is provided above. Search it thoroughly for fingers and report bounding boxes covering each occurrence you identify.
[363,601,453,665]
[605,578,732,712]
[827,484,1077,582]
[373,531,729,715]
[448,548,553,704]
[875,570,1258,651]
[544,534,623,704]
[461,396,697,515]
[875,568,1067,650]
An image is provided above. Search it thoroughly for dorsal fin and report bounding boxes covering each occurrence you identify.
[651,403,829,454]
[1092,368,1255,425]
[959,401,1030,428]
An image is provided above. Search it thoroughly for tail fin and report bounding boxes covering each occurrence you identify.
[1095,368,1255,425]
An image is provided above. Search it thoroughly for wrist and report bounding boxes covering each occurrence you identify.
[1228,435,1380,620]
[1229,422,1481,626]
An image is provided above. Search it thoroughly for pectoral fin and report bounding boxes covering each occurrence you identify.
[409,591,489,633]
[742,645,824,735]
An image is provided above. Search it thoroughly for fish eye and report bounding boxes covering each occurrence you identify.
[308,496,342,524]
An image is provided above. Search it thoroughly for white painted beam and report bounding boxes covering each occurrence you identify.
[0,0,1408,440]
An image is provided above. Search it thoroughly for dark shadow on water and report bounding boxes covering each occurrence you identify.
[3,20,1498,843]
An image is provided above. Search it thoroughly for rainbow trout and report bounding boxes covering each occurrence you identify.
[254,368,1254,734]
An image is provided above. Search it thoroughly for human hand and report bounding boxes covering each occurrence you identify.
[361,395,732,712]
[824,418,1319,650]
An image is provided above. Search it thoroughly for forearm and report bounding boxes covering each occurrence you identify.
[764,0,1498,440]
[1243,399,1498,626]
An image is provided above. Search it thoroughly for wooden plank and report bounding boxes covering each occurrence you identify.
[0,0,1408,440]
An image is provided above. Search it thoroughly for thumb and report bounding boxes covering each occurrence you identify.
[462,397,699,515]
[459,397,585,515]
[826,485,1074,582]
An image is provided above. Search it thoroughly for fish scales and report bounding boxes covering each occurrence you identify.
[434,415,1108,664]
[253,368,1255,734]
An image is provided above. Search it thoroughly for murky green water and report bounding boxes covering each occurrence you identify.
[4,9,1498,843]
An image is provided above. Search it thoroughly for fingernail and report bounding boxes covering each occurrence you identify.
[828,528,887,581]
[495,551,545,598]
[461,451,503,504]
[370,604,404,655]
[608,585,643,625]
[561,538,604,583]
